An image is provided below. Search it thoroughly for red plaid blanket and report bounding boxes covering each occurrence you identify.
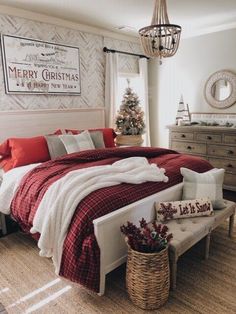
[11,147,213,292]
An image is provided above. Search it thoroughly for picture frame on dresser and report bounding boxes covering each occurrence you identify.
[167,114,236,191]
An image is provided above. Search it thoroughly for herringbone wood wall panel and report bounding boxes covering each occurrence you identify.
[0,14,141,111]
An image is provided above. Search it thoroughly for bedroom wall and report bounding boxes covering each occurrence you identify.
[149,28,236,148]
[0,11,142,111]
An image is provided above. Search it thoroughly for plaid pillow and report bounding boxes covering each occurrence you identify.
[59,130,95,153]
[180,167,225,209]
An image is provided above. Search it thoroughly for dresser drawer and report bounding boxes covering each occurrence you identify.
[224,173,236,187]
[209,158,236,174]
[171,141,206,155]
[208,145,236,158]
[224,134,236,144]
[196,133,221,143]
[171,132,194,141]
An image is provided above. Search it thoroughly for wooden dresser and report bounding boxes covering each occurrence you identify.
[167,125,236,191]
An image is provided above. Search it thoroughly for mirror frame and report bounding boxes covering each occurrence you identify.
[204,70,236,109]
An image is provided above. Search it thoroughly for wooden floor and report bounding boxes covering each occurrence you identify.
[0,220,235,314]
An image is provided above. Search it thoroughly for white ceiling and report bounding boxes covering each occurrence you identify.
[0,0,236,38]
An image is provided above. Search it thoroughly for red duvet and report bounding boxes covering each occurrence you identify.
[11,147,213,292]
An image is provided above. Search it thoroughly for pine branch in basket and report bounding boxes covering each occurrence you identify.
[120,218,173,253]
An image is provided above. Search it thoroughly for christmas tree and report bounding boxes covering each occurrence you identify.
[115,80,145,135]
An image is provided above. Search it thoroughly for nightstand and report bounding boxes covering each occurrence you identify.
[0,213,7,235]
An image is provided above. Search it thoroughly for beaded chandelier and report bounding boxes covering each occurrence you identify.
[139,0,181,59]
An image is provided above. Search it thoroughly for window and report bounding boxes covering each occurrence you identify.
[116,72,149,145]
[116,73,145,116]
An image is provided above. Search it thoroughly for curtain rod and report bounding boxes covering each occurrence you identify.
[103,47,149,59]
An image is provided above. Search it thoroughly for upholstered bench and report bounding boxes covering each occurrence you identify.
[165,200,235,289]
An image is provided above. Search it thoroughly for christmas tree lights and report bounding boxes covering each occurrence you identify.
[115,80,145,135]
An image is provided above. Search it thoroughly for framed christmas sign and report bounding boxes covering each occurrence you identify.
[1,34,81,95]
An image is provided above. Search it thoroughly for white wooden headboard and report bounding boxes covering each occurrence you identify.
[0,108,105,142]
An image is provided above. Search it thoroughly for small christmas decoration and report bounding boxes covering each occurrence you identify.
[175,94,185,125]
[175,95,191,125]
[183,103,191,124]
[115,80,145,135]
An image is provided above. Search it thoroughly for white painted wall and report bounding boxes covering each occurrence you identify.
[149,28,236,148]
[148,58,159,147]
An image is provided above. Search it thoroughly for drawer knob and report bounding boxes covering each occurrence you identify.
[227,164,233,168]
[187,146,192,150]
[228,150,234,155]
[207,136,212,140]
[181,134,186,138]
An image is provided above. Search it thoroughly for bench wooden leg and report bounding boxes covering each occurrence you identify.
[169,255,178,290]
[229,214,234,238]
[204,233,211,260]
[0,214,7,236]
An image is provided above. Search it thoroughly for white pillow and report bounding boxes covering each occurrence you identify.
[59,130,95,153]
[0,168,4,186]
[180,167,225,209]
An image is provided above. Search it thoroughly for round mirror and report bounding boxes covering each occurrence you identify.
[204,70,236,109]
[211,79,232,101]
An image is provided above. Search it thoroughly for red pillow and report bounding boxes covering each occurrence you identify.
[65,128,117,148]
[0,156,14,172]
[0,139,10,157]
[65,129,79,135]
[0,136,50,171]
[53,129,63,135]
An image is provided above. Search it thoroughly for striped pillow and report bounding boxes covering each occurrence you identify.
[181,168,225,209]
[59,130,95,153]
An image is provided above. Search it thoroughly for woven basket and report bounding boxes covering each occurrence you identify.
[116,135,143,146]
[126,245,170,310]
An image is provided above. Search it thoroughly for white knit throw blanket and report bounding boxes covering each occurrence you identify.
[30,157,168,273]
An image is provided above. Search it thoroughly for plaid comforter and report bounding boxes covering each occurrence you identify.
[10,147,213,292]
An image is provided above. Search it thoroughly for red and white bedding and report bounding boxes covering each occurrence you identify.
[30,156,168,273]
[2,147,213,292]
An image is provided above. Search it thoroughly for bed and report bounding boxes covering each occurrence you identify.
[0,109,213,295]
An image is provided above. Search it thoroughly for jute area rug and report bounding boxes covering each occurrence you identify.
[0,222,235,314]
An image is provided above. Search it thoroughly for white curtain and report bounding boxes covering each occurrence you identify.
[139,58,151,146]
[105,52,118,127]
